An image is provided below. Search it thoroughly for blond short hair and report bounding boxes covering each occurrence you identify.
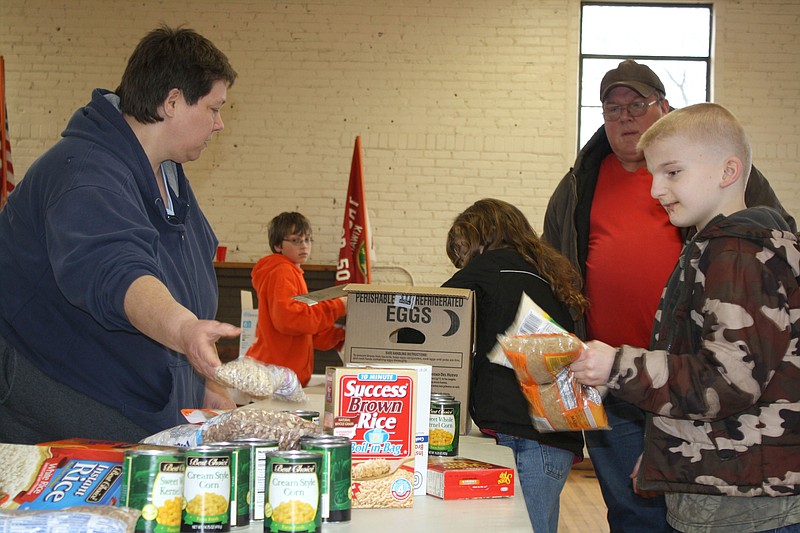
[638,103,752,176]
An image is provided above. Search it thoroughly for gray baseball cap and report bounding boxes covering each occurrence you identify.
[600,60,666,101]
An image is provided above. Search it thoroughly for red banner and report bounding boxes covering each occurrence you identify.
[0,56,15,210]
[336,136,372,285]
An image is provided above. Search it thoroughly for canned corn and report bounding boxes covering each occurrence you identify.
[299,436,351,523]
[231,438,279,523]
[181,446,232,532]
[205,442,250,527]
[119,448,186,533]
[264,450,322,533]
[429,399,460,457]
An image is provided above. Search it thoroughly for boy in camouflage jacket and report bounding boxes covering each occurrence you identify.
[572,103,800,532]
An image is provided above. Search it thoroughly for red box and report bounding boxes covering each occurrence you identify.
[426,457,515,500]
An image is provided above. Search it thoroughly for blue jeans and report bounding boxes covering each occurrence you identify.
[496,433,574,533]
[757,526,800,533]
[584,395,672,533]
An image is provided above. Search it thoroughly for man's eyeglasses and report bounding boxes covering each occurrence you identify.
[602,99,660,121]
[283,237,314,246]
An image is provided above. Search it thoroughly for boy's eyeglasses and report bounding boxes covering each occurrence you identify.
[602,99,660,121]
[283,237,314,246]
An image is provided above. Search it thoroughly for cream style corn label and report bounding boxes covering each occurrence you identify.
[265,451,321,533]
[324,367,417,508]
[181,448,231,532]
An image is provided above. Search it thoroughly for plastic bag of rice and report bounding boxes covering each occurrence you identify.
[499,332,609,432]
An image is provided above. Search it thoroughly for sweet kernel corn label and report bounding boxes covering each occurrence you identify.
[119,449,185,533]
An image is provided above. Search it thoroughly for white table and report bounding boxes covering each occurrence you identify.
[232,378,531,532]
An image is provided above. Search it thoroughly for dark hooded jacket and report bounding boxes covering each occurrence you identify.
[0,89,218,432]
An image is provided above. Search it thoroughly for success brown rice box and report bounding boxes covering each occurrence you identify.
[323,366,417,508]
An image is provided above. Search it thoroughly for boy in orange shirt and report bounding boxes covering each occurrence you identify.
[246,212,346,385]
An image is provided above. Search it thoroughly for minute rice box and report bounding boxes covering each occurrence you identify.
[323,366,417,508]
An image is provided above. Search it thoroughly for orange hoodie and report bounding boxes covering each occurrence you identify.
[246,253,346,386]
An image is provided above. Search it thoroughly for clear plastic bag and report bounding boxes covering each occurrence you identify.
[498,330,609,432]
[214,357,307,402]
[201,408,323,450]
[0,506,140,533]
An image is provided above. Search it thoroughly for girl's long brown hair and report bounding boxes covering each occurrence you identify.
[446,198,589,314]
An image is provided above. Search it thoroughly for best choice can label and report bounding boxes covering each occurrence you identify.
[205,443,249,527]
[428,399,460,457]
[264,451,321,533]
[119,449,185,533]
[181,447,231,532]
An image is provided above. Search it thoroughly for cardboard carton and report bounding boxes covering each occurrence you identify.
[339,284,474,434]
[426,457,515,500]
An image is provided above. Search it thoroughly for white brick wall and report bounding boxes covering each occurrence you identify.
[1,0,798,286]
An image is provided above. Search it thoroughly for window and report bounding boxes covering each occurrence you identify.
[579,3,713,148]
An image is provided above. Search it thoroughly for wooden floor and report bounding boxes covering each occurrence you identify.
[558,463,610,532]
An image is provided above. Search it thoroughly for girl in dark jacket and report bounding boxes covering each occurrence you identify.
[443,198,589,533]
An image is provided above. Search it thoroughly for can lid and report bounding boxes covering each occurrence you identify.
[266,450,323,459]
[204,442,244,450]
[123,448,185,457]
[300,437,351,449]
[230,437,280,445]
[431,398,460,406]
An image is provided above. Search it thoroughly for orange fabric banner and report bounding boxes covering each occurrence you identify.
[0,56,15,210]
[336,136,372,285]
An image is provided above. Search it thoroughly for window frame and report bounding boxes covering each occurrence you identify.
[578,1,714,150]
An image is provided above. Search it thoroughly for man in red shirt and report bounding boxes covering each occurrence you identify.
[543,60,794,532]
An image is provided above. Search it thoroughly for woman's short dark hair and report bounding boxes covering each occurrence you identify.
[268,212,312,253]
[116,25,238,123]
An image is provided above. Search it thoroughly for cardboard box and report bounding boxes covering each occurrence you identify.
[324,366,417,508]
[0,439,172,510]
[348,363,432,496]
[426,457,515,500]
[340,284,475,434]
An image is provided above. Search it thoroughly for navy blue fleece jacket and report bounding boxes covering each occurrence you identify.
[0,89,218,433]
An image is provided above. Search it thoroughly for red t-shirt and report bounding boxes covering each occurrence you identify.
[584,154,683,348]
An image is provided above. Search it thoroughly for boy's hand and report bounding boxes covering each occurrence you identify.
[571,340,616,386]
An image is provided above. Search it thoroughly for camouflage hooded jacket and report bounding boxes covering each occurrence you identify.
[607,207,800,497]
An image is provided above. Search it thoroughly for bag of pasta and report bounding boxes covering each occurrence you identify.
[498,332,609,432]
